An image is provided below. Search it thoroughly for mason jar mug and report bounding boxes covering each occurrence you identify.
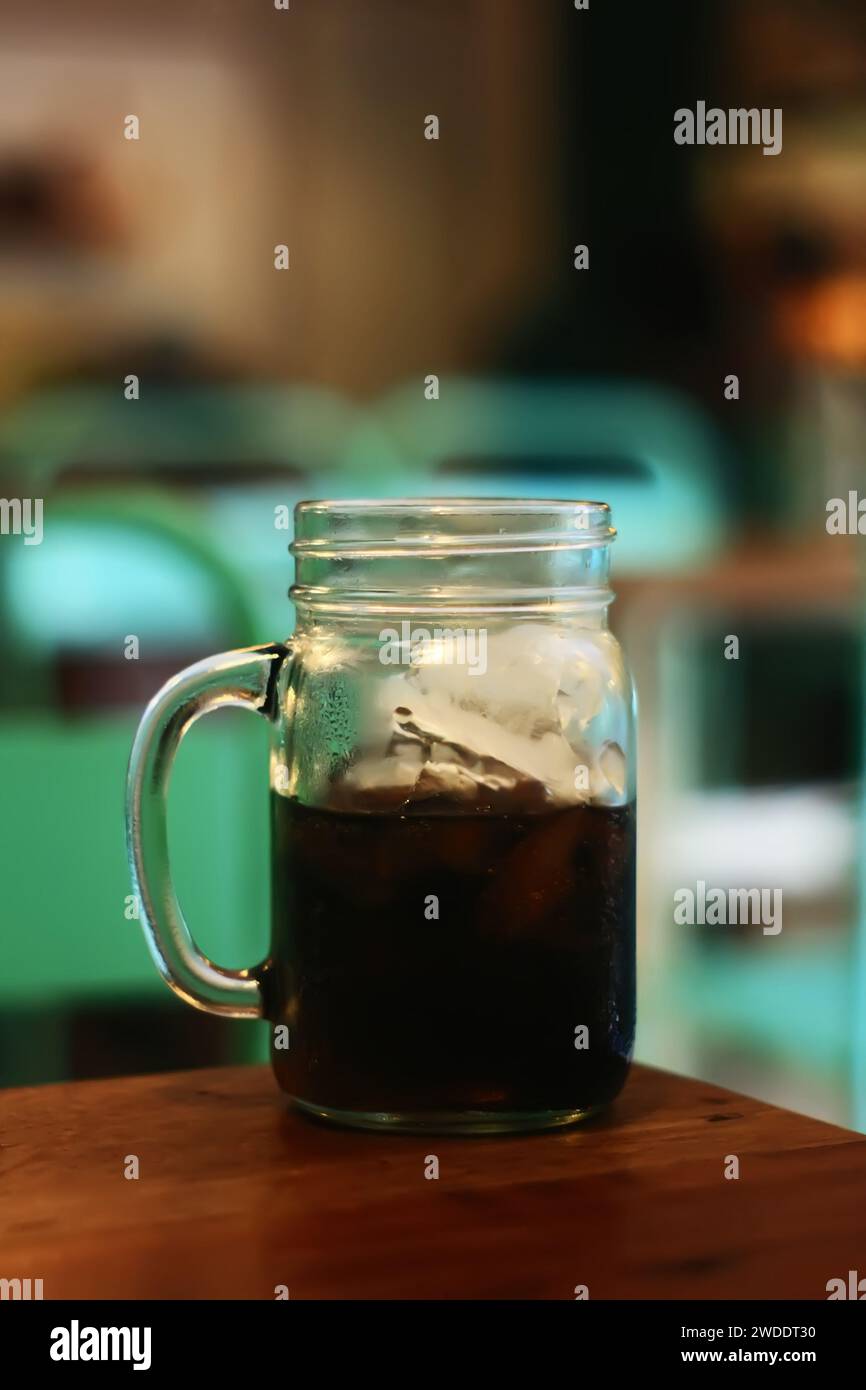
[126,499,636,1134]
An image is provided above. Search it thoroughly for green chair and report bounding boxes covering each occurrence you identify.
[0,493,270,1082]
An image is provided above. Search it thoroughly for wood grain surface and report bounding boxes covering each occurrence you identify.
[1,1062,864,1300]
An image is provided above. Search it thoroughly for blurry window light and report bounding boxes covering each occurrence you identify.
[662,788,855,897]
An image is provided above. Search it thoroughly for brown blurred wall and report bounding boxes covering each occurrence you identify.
[0,0,559,398]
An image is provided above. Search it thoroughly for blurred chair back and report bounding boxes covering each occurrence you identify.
[349,377,727,571]
[0,382,399,638]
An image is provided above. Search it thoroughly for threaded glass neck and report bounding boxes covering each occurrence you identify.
[290,498,615,618]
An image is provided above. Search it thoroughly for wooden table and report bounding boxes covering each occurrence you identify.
[2,1062,864,1300]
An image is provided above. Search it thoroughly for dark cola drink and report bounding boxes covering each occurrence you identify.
[266,790,636,1130]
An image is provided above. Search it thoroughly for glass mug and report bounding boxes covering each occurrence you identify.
[126,499,636,1134]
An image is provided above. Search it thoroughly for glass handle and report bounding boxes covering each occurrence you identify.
[125,643,289,1017]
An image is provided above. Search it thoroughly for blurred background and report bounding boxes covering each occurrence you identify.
[0,0,864,1128]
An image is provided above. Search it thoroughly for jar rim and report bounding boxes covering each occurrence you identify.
[291,497,616,558]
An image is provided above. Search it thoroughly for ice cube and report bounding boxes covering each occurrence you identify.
[401,624,565,735]
[594,740,627,802]
[338,623,626,809]
[378,681,577,803]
